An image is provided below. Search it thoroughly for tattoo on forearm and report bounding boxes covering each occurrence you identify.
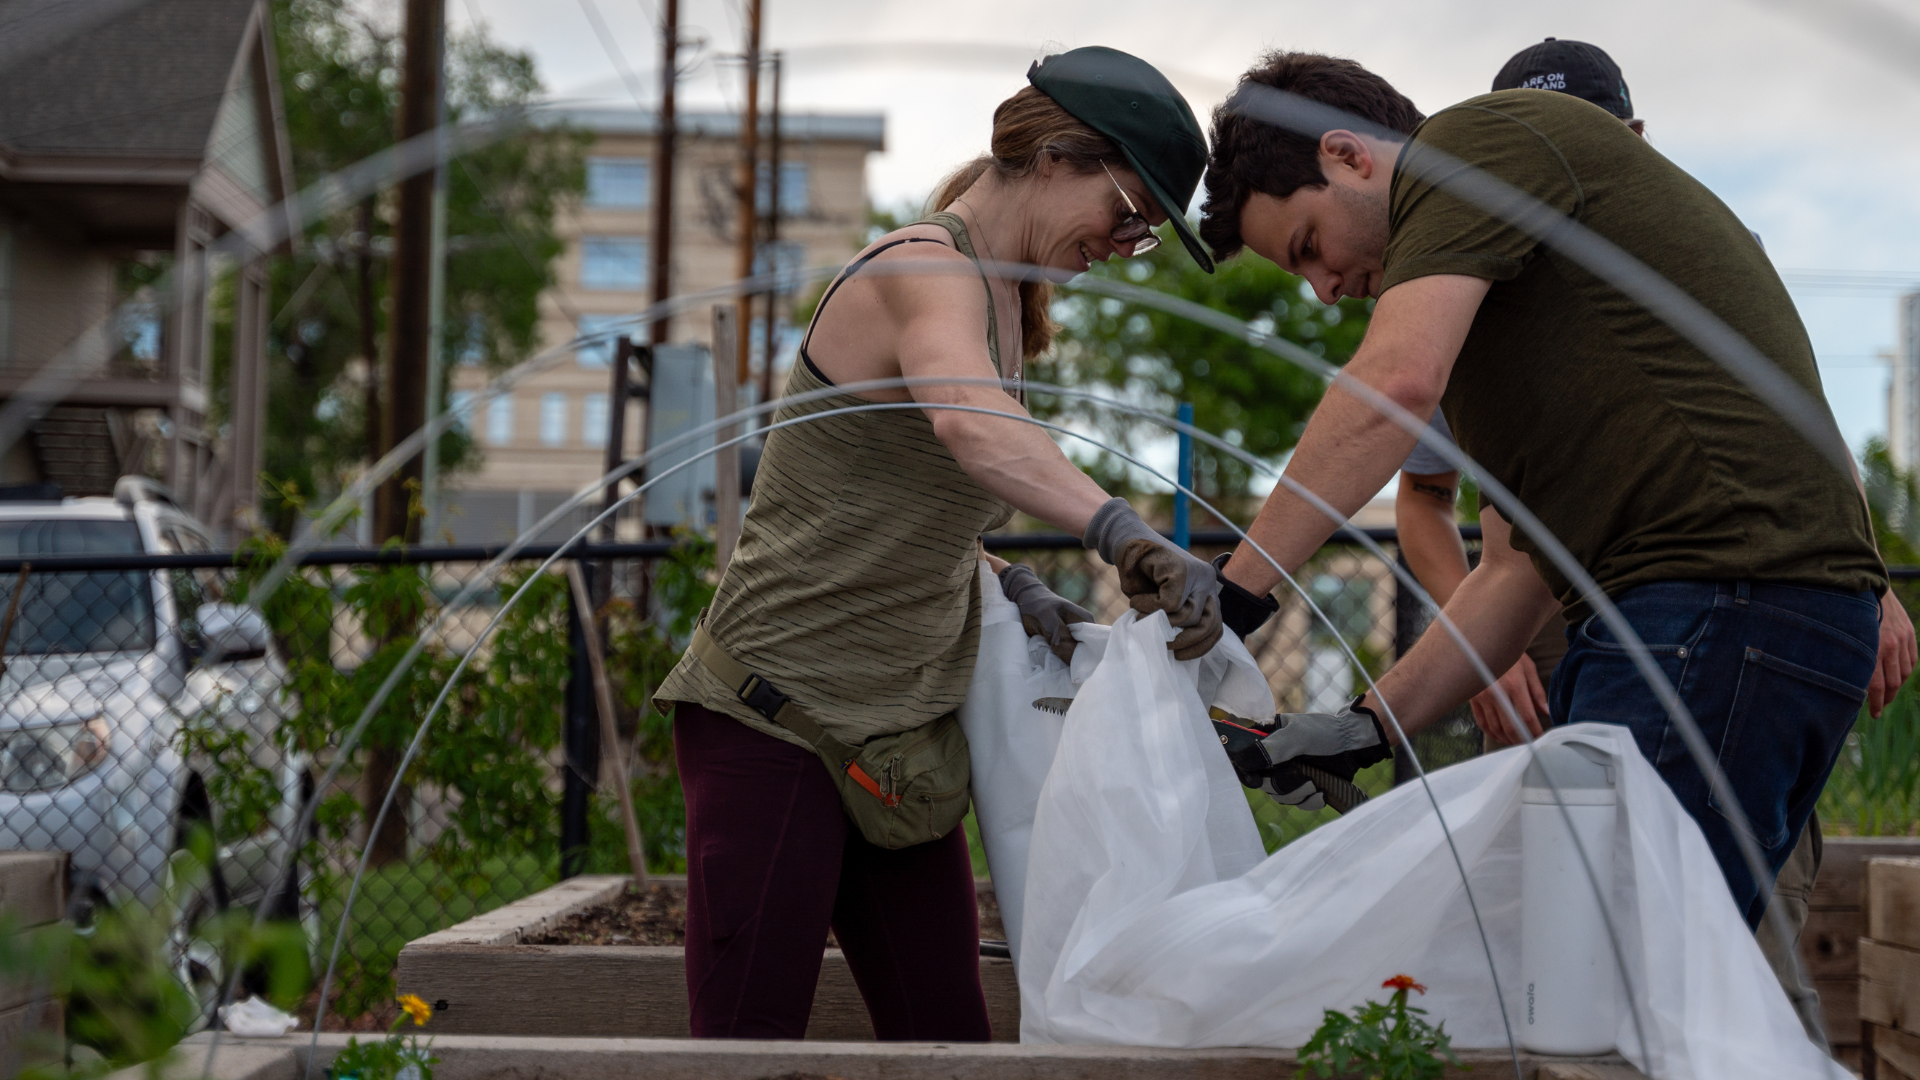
[1412,481,1456,503]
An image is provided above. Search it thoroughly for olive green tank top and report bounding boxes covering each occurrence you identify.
[656,213,1016,749]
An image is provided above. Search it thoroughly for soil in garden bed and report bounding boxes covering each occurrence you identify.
[526,882,1006,947]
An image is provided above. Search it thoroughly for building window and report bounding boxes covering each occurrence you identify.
[758,161,810,217]
[486,394,514,445]
[580,238,648,291]
[449,390,476,431]
[583,393,609,445]
[586,157,649,208]
[540,392,568,446]
[575,314,629,368]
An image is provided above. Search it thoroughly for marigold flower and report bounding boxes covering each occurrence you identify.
[398,993,433,1026]
[1382,974,1427,995]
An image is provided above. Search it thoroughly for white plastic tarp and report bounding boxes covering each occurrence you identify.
[962,569,1835,1079]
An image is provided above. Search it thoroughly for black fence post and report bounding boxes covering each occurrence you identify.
[560,564,600,878]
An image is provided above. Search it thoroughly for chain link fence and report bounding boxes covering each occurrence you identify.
[0,521,1508,1026]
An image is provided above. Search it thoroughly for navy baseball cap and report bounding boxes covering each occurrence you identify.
[1493,38,1634,120]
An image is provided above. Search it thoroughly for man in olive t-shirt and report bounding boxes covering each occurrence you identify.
[1195,51,1894,928]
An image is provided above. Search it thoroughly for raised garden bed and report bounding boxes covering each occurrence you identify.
[169,1030,1648,1080]
[396,875,1019,1041]
[1800,835,1920,1069]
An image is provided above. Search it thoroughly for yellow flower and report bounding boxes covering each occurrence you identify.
[397,993,432,1027]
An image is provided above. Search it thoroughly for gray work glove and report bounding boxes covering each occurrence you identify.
[1083,497,1223,660]
[1216,712,1327,811]
[998,564,1094,663]
[1225,696,1393,809]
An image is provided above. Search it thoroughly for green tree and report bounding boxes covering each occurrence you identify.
[1815,438,1919,836]
[250,0,587,536]
[1861,437,1920,565]
[1035,241,1371,510]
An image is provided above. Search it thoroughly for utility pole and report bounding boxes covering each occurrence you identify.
[421,13,451,542]
[650,0,678,346]
[364,0,442,870]
[377,0,443,546]
[731,0,762,390]
[759,51,782,406]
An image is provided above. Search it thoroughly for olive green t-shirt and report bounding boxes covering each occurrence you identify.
[1381,89,1884,619]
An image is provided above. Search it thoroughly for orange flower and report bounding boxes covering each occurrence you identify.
[397,993,432,1026]
[1382,975,1427,995]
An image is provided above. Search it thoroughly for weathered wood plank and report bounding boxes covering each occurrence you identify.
[0,852,67,927]
[1819,975,1862,1047]
[397,944,1021,1042]
[1872,859,1920,952]
[1533,1064,1650,1080]
[1816,839,1920,911]
[162,1032,1642,1080]
[1805,908,1865,979]
[1861,938,1920,1032]
[1871,1022,1920,1080]
[407,876,629,948]
[0,997,63,1075]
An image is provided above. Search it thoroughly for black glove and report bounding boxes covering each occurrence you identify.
[1213,553,1279,640]
[1083,497,1222,660]
[998,564,1094,663]
[1226,696,1392,808]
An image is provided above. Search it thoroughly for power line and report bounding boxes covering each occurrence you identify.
[1779,268,1920,295]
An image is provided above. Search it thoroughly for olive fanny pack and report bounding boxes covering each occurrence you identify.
[687,612,972,850]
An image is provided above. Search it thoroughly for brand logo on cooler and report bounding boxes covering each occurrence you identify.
[1520,73,1567,91]
[1526,981,1535,1024]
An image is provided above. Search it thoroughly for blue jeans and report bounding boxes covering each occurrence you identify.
[1549,580,1879,927]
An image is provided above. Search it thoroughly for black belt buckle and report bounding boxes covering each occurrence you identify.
[738,673,790,722]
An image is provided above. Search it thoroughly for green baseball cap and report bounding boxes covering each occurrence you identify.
[1028,46,1215,273]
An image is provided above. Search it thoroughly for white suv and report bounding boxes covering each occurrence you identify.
[0,478,305,953]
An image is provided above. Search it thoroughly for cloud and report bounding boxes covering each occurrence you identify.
[464,0,1919,447]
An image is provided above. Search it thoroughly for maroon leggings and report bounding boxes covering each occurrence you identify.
[673,701,992,1040]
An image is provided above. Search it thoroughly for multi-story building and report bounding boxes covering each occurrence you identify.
[439,108,885,543]
[1891,291,1920,471]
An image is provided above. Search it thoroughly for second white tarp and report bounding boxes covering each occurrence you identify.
[964,578,1834,1080]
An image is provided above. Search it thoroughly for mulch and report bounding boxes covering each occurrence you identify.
[526,881,1006,947]
[527,883,689,946]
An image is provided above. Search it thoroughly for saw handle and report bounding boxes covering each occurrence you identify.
[1296,763,1369,815]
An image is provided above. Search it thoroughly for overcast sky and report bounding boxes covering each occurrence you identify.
[454,0,1920,458]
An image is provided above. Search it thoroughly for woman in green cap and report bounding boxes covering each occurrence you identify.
[655,46,1216,1040]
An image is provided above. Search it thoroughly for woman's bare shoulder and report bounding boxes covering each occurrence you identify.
[858,221,962,264]
[856,223,980,306]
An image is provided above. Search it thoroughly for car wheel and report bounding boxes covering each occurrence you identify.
[166,786,231,1031]
[268,769,321,962]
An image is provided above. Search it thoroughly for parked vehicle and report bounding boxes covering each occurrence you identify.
[0,476,307,1010]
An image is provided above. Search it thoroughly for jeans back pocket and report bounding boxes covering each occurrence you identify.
[1709,646,1871,849]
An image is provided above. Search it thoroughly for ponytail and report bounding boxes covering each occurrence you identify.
[923,86,1120,359]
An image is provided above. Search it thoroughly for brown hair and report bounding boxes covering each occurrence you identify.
[1198,52,1424,261]
[927,85,1121,359]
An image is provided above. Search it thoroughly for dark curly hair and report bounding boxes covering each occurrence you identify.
[1198,52,1424,262]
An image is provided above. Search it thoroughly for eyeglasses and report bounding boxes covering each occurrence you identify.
[1101,162,1160,255]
